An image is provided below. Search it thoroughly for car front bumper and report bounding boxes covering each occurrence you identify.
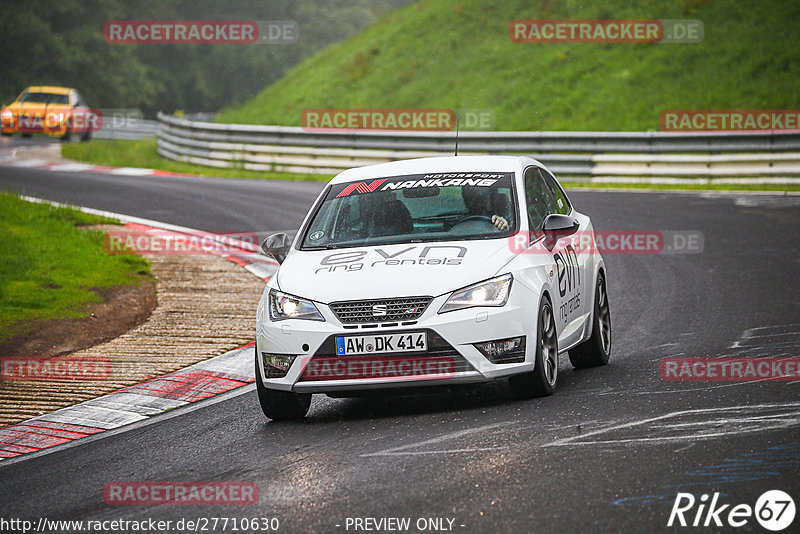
[2,117,69,136]
[255,283,541,393]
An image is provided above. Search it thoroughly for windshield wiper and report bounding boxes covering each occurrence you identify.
[416,211,465,221]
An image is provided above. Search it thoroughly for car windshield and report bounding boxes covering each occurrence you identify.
[19,92,69,105]
[300,172,518,249]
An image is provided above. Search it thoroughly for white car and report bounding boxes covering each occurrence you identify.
[255,156,610,420]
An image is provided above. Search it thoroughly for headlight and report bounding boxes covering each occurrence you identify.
[269,289,324,321]
[439,274,513,313]
[1,109,12,120]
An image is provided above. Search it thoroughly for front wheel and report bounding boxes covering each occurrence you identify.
[509,296,558,398]
[255,345,311,420]
[569,273,611,368]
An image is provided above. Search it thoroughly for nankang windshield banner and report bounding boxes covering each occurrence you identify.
[329,172,515,199]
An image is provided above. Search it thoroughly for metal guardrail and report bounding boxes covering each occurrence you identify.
[95,118,159,140]
[156,112,800,178]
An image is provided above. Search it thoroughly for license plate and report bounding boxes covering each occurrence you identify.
[335,332,427,356]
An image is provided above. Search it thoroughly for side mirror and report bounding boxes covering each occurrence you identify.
[543,214,579,237]
[260,233,292,264]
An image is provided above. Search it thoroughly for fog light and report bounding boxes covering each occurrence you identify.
[262,353,297,378]
[474,336,526,364]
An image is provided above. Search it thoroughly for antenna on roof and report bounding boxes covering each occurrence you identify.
[454,117,460,156]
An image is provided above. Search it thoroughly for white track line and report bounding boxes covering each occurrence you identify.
[543,401,800,447]
[362,422,508,457]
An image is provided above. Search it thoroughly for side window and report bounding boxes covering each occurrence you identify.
[73,91,85,107]
[540,169,571,215]
[523,167,558,230]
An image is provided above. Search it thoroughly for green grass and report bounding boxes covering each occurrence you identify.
[216,0,799,131]
[63,0,799,190]
[61,139,331,182]
[0,192,150,341]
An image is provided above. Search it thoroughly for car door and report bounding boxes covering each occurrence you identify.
[523,166,589,348]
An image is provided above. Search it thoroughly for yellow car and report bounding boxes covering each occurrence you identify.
[1,86,96,141]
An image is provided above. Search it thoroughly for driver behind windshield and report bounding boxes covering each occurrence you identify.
[461,187,510,230]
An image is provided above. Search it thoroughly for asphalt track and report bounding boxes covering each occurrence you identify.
[1,139,799,533]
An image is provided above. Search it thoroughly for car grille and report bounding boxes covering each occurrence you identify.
[329,296,432,324]
[298,330,474,382]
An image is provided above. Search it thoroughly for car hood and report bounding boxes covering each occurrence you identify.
[275,239,516,303]
[5,103,70,113]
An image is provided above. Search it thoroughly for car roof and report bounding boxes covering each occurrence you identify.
[21,86,73,94]
[329,155,545,184]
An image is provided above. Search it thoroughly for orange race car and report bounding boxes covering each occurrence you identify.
[1,86,97,141]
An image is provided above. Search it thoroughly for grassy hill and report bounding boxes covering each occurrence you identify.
[216,0,799,131]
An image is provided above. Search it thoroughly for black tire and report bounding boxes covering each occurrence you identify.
[80,128,91,142]
[21,133,32,138]
[60,116,73,141]
[255,345,311,421]
[569,273,611,368]
[509,296,558,399]
[1,132,11,137]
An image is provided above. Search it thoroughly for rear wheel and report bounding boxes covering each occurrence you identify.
[255,345,311,420]
[21,133,32,138]
[569,273,611,368]
[509,296,558,398]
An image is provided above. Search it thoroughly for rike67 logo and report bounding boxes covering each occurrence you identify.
[668,490,795,531]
